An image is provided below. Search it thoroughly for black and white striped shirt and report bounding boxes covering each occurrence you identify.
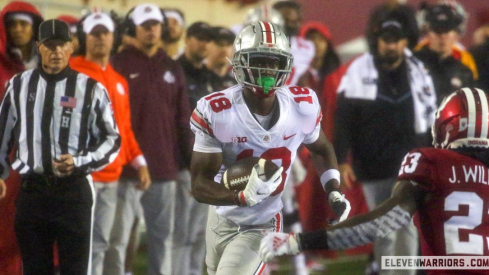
[0,66,121,178]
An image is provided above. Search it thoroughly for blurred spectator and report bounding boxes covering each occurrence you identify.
[273,0,315,86]
[0,1,43,92]
[473,8,489,46]
[178,21,213,108]
[69,12,150,275]
[298,22,340,93]
[206,26,236,91]
[0,2,42,274]
[470,24,489,92]
[57,14,79,55]
[335,14,436,275]
[175,21,213,275]
[414,2,476,104]
[245,4,284,27]
[162,8,185,59]
[366,1,419,50]
[106,4,193,275]
[230,4,284,41]
[107,10,125,55]
[472,24,489,46]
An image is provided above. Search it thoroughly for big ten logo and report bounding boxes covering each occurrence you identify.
[231,136,248,143]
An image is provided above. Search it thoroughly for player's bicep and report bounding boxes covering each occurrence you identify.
[190,151,222,189]
[391,180,426,216]
[305,131,337,168]
[304,130,331,155]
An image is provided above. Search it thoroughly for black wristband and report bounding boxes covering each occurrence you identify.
[297,229,329,251]
[233,190,244,207]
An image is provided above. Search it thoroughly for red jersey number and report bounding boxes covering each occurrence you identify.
[289,87,312,104]
[236,147,292,196]
[205,93,232,113]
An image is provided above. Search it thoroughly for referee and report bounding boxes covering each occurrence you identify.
[0,19,120,275]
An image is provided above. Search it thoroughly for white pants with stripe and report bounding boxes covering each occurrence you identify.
[205,207,282,275]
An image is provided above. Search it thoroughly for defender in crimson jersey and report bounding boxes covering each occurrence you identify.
[260,87,489,274]
[398,148,489,258]
[189,21,349,274]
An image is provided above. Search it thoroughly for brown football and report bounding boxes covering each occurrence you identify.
[222,157,279,191]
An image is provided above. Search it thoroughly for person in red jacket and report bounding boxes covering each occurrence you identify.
[0,2,42,275]
[69,12,150,275]
[0,1,43,94]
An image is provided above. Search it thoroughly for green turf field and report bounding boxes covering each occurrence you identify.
[132,243,369,275]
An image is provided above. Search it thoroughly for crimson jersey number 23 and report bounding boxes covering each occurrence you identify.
[399,153,489,255]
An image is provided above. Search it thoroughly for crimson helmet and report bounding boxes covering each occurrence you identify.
[232,21,293,98]
[432,87,489,149]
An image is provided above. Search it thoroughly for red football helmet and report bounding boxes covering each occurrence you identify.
[432,87,489,149]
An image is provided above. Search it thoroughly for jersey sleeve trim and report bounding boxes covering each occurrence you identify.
[316,109,322,127]
[193,144,222,153]
[190,109,214,137]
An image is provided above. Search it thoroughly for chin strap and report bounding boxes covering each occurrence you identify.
[257,77,275,95]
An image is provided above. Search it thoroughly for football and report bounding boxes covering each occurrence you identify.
[222,157,280,191]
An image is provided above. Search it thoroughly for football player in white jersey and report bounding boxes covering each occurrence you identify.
[190,21,350,274]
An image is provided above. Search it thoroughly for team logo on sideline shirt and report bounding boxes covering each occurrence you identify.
[163,71,175,84]
[116,83,125,95]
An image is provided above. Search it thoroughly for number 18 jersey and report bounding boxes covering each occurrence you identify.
[191,85,322,225]
[398,148,489,259]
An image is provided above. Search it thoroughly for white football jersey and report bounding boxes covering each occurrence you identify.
[191,85,322,225]
[286,36,315,86]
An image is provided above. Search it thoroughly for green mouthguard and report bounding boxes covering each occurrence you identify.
[256,77,275,94]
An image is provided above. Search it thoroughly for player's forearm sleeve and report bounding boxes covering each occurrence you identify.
[297,229,329,251]
[297,205,411,251]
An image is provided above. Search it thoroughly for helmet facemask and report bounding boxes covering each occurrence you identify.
[234,51,291,97]
[232,21,293,98]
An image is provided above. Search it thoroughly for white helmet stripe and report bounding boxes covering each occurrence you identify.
[475,88,489,138]
[259,21,275,44]
[462,87,476,137]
